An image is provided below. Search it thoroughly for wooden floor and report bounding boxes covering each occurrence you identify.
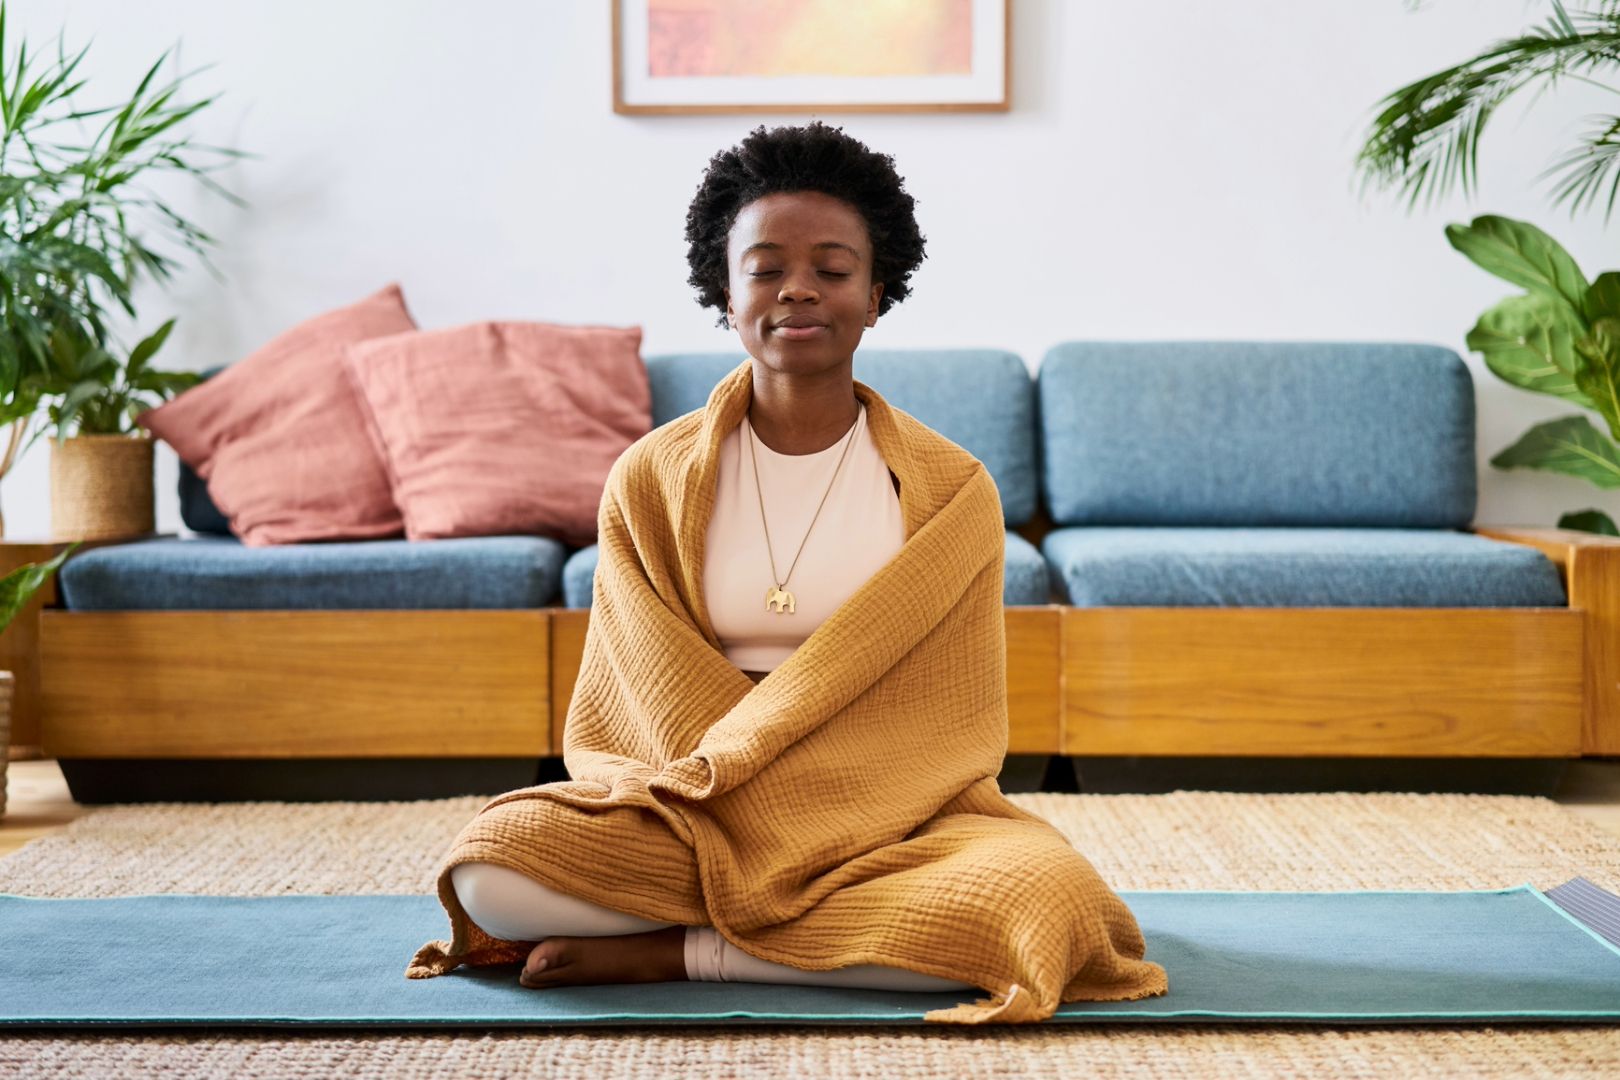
[2,760,85,859]
[2,757,1620,860]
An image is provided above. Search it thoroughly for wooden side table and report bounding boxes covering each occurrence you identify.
[2,534,174,760]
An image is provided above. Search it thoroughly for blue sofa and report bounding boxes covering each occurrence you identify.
[61,343,1565,615]
[39,342,1589,802]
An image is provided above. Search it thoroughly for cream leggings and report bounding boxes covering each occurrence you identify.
[450,861,974,991]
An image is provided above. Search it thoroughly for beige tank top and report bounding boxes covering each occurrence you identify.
[703,402,905,672]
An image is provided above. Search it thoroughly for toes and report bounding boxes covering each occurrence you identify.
[519,960,563,987]
[520,939,569,985]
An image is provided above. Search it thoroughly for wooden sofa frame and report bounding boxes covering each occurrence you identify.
[4,521,1615,770]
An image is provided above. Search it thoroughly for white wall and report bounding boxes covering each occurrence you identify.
[10,0,1617,537]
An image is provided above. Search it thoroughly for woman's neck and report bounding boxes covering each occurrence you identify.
[745,361,860,456]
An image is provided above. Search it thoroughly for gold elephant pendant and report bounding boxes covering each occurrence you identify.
[765,585,796,614]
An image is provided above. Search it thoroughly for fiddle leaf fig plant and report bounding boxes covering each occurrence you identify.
[1447,214,1620,532]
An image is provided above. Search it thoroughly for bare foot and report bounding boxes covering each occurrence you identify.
[519,924,688,988]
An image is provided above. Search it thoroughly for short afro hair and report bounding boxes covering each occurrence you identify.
[684,120,927,330]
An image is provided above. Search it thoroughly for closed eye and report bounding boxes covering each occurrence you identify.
[748,271,852,278]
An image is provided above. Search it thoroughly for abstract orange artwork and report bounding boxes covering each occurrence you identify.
[614,0,1010,114]
[647,0,972,78]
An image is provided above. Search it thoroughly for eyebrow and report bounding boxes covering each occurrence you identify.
[741,241,863,260]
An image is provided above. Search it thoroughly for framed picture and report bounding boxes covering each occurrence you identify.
[612,0,1010,115]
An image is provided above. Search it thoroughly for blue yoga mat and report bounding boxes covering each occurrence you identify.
[2,881,1618,1028]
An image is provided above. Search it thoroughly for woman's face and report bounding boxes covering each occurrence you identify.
[723,190,883,373]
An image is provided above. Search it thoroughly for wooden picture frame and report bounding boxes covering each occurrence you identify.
[612,0,1011,115]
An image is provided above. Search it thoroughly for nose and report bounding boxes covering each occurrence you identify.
[777,270,819,302]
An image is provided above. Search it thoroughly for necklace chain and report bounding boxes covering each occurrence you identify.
[747,404,862,592]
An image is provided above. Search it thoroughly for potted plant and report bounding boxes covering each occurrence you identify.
[44,319,199,539]
[0,542,75,820]
[0,2,245,539]
[1353,0,1620,532]
[1446,214,1620,532]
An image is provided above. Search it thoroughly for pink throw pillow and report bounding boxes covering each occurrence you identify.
[342,321,651,548]
[138,283,418,546]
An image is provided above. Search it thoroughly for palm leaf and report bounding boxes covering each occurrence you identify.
[1356,2,1620,217]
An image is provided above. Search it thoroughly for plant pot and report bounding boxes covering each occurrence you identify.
[0,670,13,821]
[50,432,155,541]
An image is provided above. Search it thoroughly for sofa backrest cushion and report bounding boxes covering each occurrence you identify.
[1037,341,1477,528]
[169,363,233,535]
[647,350,1037,526]
[176,379,233,536]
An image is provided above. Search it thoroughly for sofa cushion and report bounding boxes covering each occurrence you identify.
[173,366,232,536]
[178,457,232,535]
[59,535,567,611]
[1040,526,1566,607]
[646,350,1038,526]
[1003,531,1053,604]
[562,544,597,609]
[138,284,416,546]
[561,530,1053,609]
[341,321,650,548]
[1037,342,1477,528]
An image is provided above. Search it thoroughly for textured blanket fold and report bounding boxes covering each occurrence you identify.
[406,358,1169,1023]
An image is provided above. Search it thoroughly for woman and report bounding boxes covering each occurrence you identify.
[410,122,1167,1022]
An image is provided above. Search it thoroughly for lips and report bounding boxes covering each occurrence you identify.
[772,315,828,340]
[773,322,829,339]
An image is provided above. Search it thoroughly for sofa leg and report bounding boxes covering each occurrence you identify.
[997,754,1059,793]
[536,756,571,784]
[1040,755,1081,793]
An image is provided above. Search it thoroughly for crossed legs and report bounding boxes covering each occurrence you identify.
[450,860,974,991]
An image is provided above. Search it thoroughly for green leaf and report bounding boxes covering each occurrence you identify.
[45,323,82,377]
[1573,314,1620,439]
[0,2,12,130]
[7,39,30,136]
[124,317,173,378]
[129,367,198,394]
[1489,413,1620,487]
[1556,508,1620,535]
[77,347,116,385]
[1445,215,1590,314]
[1464,292,1596,406]
[53,376,106,431]
[0,542,76,636]
[106,51,170,146]
[1585,271,1620,325]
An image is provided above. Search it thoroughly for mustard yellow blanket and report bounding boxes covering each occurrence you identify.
[406,358,1169,1023]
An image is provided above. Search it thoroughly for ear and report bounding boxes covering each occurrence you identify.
[724,284,734,325]
[866,281,883,327]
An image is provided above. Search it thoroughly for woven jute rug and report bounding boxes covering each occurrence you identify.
[1,790,1618,1079]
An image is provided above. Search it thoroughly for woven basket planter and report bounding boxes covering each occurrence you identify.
[0,670,13,821]
[50,433,155,541]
